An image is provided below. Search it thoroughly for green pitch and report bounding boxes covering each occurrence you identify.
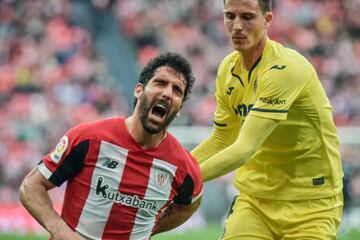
[1,225,359,240]
[0,226,221,240]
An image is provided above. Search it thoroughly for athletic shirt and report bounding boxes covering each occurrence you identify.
[214,40,343,200]
[38,117,202,240]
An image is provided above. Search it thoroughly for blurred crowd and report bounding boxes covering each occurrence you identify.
[0,0,360,209]
[115,0,360,126]
[0,0,128,202]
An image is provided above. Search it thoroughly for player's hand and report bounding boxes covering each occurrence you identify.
[49,221,85,240]
[50,230,85,240]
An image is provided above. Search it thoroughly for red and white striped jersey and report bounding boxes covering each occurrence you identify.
[38,117,203,240]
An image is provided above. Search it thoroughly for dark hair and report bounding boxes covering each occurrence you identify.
[223,0,272,14]
[134,52,195,106]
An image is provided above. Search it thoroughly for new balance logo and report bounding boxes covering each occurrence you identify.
[270,65,286,70]
[102,158,118,169]
[95,177,159,212]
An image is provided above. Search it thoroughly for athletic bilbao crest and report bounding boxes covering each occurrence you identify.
[155,169,170,190]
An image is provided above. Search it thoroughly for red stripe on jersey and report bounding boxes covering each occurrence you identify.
[101,205,138,239]
[101,151,154,239]
[61,140,101,229]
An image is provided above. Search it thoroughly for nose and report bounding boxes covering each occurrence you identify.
[161,85,172,99]
[233,16,243,31]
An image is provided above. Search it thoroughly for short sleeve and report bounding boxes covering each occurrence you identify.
[38,124,90,186]
[250,63,307,120]
[214,85,233,127]
[173,153,203,205]
[213,66,238,129]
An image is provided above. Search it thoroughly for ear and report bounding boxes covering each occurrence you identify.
[134,83,144,99]
[176,104,183,117]
[264,12,273,29]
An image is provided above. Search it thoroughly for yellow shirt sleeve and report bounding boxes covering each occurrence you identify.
[191,125,239,164]
[213,84,235,127]
[200,115,279,182]
[192,60,241,164]
[250,62,308,120]
[213,56,241,129]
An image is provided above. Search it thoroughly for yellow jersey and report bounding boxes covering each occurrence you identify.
[213,40,343,200]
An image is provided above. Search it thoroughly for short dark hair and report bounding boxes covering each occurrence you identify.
[135,52,195,106]
[223,0,272,14]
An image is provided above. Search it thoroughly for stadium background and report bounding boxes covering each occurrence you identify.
[0,0,359,239]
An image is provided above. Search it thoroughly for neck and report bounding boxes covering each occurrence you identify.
[241,36,267,70]
[125,114,166,149]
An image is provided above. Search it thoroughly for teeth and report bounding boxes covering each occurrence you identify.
[155,103,166,110]
[152,102,168,118]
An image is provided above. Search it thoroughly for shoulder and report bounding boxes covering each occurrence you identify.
[166,134,200,171]
[216,51,240,92]
[258,40,316,86]
[166,133,191,159]
[67,117,123,140]
[264,40,315,74]
[218,51,240,72]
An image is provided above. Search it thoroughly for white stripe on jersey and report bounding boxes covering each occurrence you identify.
[129,159,177,240]
[75,141,128,239]
[38,161,52,179]
[191,189,203,204]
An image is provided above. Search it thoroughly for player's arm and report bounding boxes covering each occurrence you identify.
[152,151,203,236]
[192,61,240,164]
[151,197,202,236]
[200,58,307,181]
[19,168,84,240]
[200,115,279,181]
[191,125,238,164]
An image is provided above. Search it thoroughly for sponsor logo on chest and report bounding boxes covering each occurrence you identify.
[95,177,159,212]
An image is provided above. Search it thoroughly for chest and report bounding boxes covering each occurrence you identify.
[222,68,260,119]
[73,140,178,211]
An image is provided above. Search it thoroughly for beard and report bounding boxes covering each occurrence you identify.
[139,93,177,134]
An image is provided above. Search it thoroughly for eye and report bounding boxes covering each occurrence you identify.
[173,85,184,97]
[224,12,235,20]
[242,13,256,21]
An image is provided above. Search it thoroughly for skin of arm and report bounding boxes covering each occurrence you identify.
[19,168,84,240]
[200,115,279,182]
[151,197,202,236]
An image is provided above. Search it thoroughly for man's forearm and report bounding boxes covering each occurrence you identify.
[200,115,279,181]
[191,126,238,164]
[152,199,201,236]
[20,180,62,233]
[19,168,78,238]
[200,143,251,181]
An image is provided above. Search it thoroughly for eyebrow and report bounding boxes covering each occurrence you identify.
[223,10,256,14]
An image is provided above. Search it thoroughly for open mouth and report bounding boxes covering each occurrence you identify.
[151,102,168,119]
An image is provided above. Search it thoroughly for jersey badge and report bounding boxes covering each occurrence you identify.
[50,136,69,163]
[155,169,170,190]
